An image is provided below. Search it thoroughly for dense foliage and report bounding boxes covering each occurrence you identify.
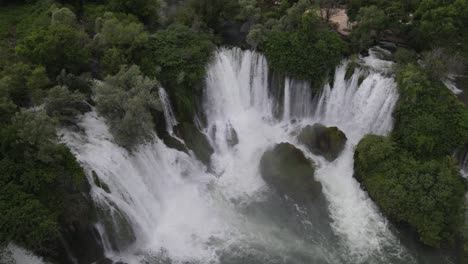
[246,0,348,84]
[94,65,162,148]
[1,0,467,262]
[139,24,215,121]
[355,63,468,248]
[355,135,465,247]
[264,29,347,84]
[393,64,468,159]
[0,110,87,256]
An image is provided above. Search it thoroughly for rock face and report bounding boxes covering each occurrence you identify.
[259,143,323,203]
[297,124,347,162]
[174,122,214,167]
[58,192,106,264]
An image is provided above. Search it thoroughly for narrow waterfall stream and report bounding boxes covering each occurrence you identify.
[57,47,451,264]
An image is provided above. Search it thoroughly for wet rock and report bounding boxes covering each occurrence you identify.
[96,258,114,264]
[174,122,214,166]
[96,205,136,252]
[226,124,239,147]
[92,171,111,193]
[59,193,105,264]
[259,143,323,203]
[152,108,189,154]
[297,124,347,162]
[161,133,189,154]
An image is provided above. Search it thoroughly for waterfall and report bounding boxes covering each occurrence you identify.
[59,47,442,264]
[158,87,178,134]
[1,244,46,264]
[283,77,313,120]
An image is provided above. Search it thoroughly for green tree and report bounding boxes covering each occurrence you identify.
[93,65,162,148]
[0,110,86,256]
[139,24,214,121]
[108,0,166,26]
[50,6,77,27]
[355,135,466,247]
[0,63,50,107]
[93,12,149,75]
[16,24,90,76]
[350,5,388,51]
[394,64,468,159]
[264,29,347,84]
[45,86,89,124]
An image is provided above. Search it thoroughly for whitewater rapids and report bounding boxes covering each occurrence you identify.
[55,47,450,264]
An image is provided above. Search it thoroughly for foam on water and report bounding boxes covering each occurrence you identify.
[61,47,416,263]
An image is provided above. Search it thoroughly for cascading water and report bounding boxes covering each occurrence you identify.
[159,87,178,134]
[58,47,451,264]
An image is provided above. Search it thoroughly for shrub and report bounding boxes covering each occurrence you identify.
[45,86,89,124]
[93,65,162,148]
[393,64,468,159]
[16,24,90,76]
[0,110,86,256]
[139,24,214,121]
[355,135,466,247]
[264,29,347,84]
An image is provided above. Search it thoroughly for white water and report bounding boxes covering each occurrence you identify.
[158,87,178,134]
[0,244,46,264]
[61,47,418,263]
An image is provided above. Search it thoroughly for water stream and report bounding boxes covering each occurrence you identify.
[54,47,453,264]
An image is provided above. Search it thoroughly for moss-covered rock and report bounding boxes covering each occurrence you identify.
[174,122,214,167]
[297,124,347,162]
[259,143,323,203]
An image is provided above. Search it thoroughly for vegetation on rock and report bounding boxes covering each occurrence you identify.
[297,124,347,162]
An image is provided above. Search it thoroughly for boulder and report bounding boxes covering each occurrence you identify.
[259,143,323,203]
[174,122,214,167]
[226,124,239,147]
[297,124,347,162]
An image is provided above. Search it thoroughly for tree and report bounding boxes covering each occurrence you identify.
[138,24,214,121]
[50,6,77,27]
[93,12,149,75]
[45,86,89,124]
[420,47,465,81]
[394,63,468,159]
[0,109,87,257]
[0,63,50,107]
[16,24,90,76]
[93,65,162,148]
[350,5,388,51]
[108,0,166,26]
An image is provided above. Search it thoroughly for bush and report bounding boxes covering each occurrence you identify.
[108,0,166,26]
[139,24,214,121]
[264,29,347,84]
[355,135,466,247]
[93,65,162,148]
[350,5,388,51]
[0,63,50,107]
[45,86,89,124]
[393,64,468,159]
[0,110,86,256]
[16,24,90,76]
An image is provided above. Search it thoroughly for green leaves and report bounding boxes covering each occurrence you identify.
[16,24,90,77]
[394,64,468,159]
[264,29,347,84]
[355,135,466,248]
[139,24,214,121]
[94,65,161,149]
